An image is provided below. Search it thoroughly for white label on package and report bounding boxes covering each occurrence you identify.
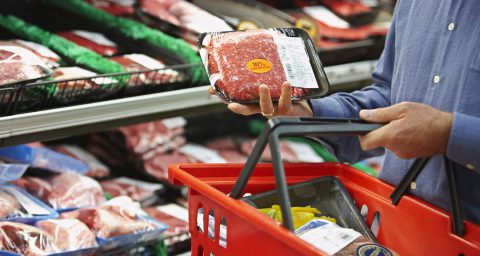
[302,6,350,29]
[15,40,60,59]
[274,36,318,89]
[156,203,189,222]
[179,144,227,163]
[124,54,165,70]
[72,30,118,47]
[161,116,187,129]
[285,141,324,163]
[298,221,361,255]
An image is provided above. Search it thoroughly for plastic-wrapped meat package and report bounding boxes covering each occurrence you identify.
[0,222,59,256]
[57,30,119,56]
[36,219,97,251]
[0,45,52,86]
[51,66,100,91]
[140,0,232,33]
[60,196,156,239]
[2,40,61,68]
[100,177,163,202]
[217,149,248,163]
[206,137,238,150]
[13,173,105,210]
[145,204,189,246]
[0,189,22,219]
[205,137,248,163]
[86,0,136,16]
[144,151,193,180]
[240,139,298,162]
[200,29,324,102]
[49,144,110,178]
[110,54,181,86]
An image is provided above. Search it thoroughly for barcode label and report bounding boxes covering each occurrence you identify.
[273,36,318,89]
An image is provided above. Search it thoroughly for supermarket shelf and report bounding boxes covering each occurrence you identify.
[0,60,376,147]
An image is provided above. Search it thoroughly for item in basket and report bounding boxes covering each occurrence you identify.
[13,172,106,210]
[36,219,98,251]
[259,204,336,230]
[3,40,61,68]
[0,45,53,86]
[139,0,233,34]
[60,196,157,239]
[295,219,398,256]
[0,222,59,255]
[101,177,164,202]
[110,54,181,86]
[49,144,110,178]
[57,30,119,56]
[199,29,329,103]
[86,0,136,16]
[145,204,189,246]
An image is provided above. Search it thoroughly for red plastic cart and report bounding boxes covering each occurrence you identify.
[168,118,480,255]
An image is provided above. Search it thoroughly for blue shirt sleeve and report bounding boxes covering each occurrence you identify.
[447,112,480,174]
[308,7,398,163]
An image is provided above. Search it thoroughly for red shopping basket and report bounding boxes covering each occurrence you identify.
[168,117,480,256]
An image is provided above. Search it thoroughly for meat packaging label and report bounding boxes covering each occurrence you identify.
[179,144,227,163]
[14,40,60,60]
[72,30,118,47]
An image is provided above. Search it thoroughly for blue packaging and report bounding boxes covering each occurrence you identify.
[0,163,29,182]
[97,215,168,252]
[0,247,98,256]
[0,145,89,174]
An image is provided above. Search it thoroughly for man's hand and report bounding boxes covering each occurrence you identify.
[208,82,313,118]
[359,102,453,159]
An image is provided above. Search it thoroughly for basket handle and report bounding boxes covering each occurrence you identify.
[230,117,381,231]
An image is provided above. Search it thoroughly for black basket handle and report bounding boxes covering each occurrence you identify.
[229,117,381,231]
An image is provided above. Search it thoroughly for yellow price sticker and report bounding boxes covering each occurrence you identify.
[246,58,273,73]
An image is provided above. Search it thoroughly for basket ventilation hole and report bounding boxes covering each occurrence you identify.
[208,210,215,240]
[220,216,227,248]
[458,253,465,256]
[197,207,204,233]
[371,211,381,238]
[210,253,215,256]
[360,204,368,220]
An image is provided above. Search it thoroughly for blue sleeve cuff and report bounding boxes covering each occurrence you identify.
[446,112,480,173]
[309,97,347,118]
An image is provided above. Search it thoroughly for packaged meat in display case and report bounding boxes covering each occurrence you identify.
[101,177,164,202]
[145,204,190,249]
[0,222,60,256]
[199,28,330,103]
[12,172,106,211]
[48,144,110,178]
[57,30,119,56]
[86,0,136,17]
[2,40,61,69]
[36,219,98,252]
[0,45,53,86]
[240,138,324,163]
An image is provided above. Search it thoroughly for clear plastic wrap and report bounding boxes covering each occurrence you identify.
[199,28,330,103]
[0,221,59,256]
[100,177,164,202]
[49,145,110,178]
[36,219,98,252]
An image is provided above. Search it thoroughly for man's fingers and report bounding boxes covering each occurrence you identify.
[359,125,391,150]
[360,102,413,123]
[277,82,293,115]
[228,103,260,115]
[259,84,275,115]
[208,87,216,95]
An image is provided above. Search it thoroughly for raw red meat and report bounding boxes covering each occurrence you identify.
[206,137,238,150]
[57,30,119,56]
[206,30,308,102]
[218,149,248,163]
[144,205,189,246]
[49,144,110,178]
[100,177,163,202]
[0,222,59,256]
[0,189,22,219]
[144,151,193,180]
[0,46,51,86]
[320,0,371,18]
[110,54,181,86]
[240,139,298,162]
[13,173,105,209]
[3,40,60,68]
[86,0,136,16]
[36,219,97,251]
[60,197,156,238]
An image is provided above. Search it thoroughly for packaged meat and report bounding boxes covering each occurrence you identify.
[144,151,192,180]
[51,66,100,91]
[86,0,136,16]
[57,30,119,56]
[0,222,59,256]
[110,54,181,86]
[0,45,53,86]
[198,28,330,103]
[13,172,105,210]
[49,144,110,178]
[36,219,98,252]
[0,163,28,183]
[100,177,164,202]
[240,139,324,163]
[0,184,58,223]
[178,144,226,163]
[145,204,189,246]
[139,0,233,34]
[0,144,90,174]
[60,196,167,250]
[295,219,398,256]
[2,40,61,68]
